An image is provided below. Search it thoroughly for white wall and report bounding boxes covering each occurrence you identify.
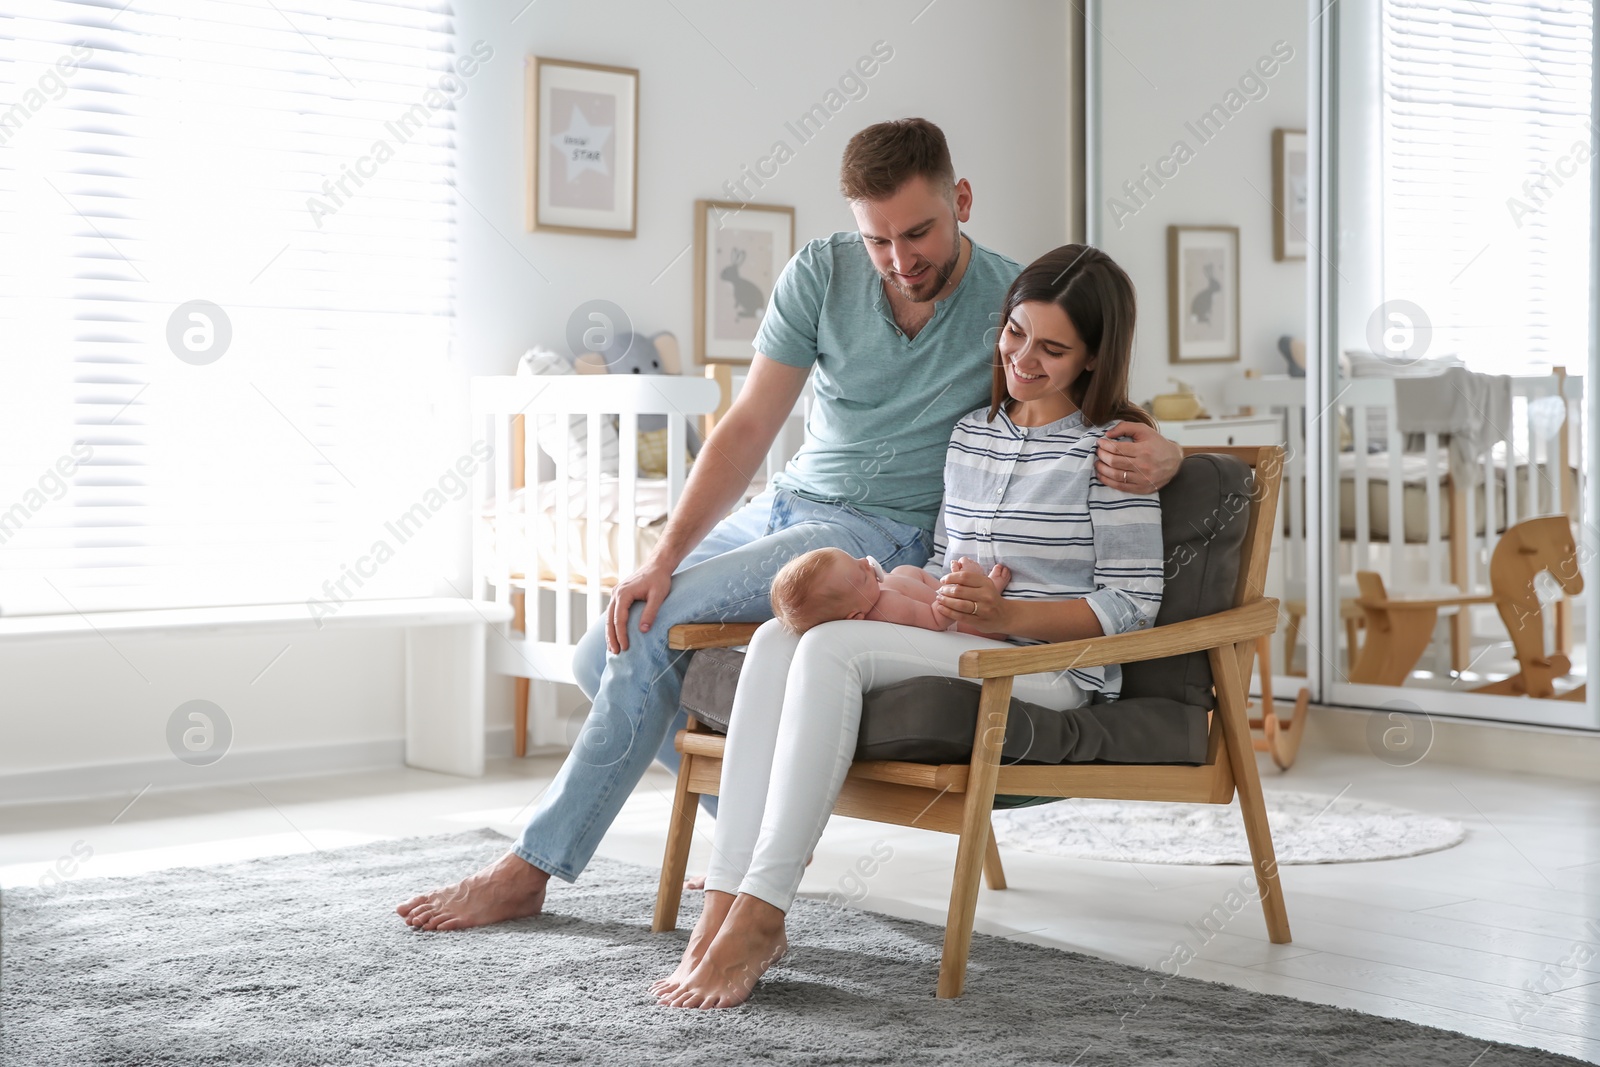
[3,0,1071,799]
[451,0,1069,379]
[1093,0,1309,414]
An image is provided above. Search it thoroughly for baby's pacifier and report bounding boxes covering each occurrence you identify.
[865,555,888,581]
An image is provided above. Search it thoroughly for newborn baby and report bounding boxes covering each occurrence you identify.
[770,546,1010,639]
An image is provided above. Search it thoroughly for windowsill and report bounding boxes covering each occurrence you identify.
[0,597,513,643]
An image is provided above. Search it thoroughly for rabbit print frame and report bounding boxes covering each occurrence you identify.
[1167,224,1241,364]
[694,199,796,365]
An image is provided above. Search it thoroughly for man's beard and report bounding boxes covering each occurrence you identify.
[882,236,962,303]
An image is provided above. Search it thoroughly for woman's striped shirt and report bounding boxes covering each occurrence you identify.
[924,404,1165,700]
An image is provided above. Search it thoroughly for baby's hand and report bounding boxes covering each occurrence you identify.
[989,563,1011,595]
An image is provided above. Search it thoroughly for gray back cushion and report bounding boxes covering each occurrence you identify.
[679,453,1254,771]
[1119,452,1250,706]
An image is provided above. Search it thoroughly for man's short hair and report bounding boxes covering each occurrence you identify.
[839,117,955,202]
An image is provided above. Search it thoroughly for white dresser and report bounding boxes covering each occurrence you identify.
[1156,414,1284,449]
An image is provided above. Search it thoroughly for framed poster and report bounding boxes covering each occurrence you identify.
[1167,225,1240,363]
[694,200,795,365]
[526,57,638,237]
[1272,128,1308,261]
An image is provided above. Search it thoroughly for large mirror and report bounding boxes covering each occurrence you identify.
[1092,0,1597,731]
[1319,0,1593,727]
[1089,0,1312,730]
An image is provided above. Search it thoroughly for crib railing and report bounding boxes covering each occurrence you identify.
[469,374,721,688]
[701,362,811,491]
[1225,370,1584,671]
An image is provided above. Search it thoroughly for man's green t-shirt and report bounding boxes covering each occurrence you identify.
[753,231,1022,533]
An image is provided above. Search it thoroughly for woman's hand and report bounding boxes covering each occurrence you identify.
[933,558,1013,632]
[1095,421,1182,494]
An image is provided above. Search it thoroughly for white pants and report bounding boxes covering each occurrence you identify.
[702,618,1087,911]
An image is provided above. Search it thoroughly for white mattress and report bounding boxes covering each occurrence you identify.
[482,475,768,586]
[1289,449,1576,543]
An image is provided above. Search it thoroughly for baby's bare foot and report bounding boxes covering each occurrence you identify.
[989,564,1011,594]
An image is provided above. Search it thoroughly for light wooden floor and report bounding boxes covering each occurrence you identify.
[3,742,1596,1061]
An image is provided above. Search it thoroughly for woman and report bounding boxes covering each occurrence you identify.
[652,244,1165,1008]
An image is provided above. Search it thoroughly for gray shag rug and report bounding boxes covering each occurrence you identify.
[1,829,1584,1067]
[990,792,1466,866]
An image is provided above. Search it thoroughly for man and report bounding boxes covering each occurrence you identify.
[397,117,1181,930]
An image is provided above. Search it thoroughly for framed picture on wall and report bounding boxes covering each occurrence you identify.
[526,57,638,237]
[694,200,795,365]
[1167,225,1240,363]
[1273,128,1308,261]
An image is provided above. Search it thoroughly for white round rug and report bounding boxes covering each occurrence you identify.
[989,791,1465,865]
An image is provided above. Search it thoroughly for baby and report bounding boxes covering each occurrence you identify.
[770,546,1010,639]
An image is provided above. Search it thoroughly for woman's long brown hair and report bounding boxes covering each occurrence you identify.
[987,244,1154,429]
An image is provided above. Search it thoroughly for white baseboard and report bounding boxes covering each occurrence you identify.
[2,727,578,807]
[0,738,407,807]
[1303,703,1600,782]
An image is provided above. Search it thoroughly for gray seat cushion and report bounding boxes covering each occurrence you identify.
[682,651,1209,764]
[677,453,1253,777]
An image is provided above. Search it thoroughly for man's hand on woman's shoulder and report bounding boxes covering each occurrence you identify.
[1094,422,1182,495]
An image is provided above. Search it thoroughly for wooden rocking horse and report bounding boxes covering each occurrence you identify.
[1349,515,1585,700]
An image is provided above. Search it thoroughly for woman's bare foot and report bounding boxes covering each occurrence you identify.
[650,889,734,997]
[657,894,788,1009]
[395,851,550,931]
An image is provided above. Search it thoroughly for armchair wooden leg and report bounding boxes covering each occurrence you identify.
[652,736,700,934]
[1211,643,1291,944]
[938,676,1013,999]
[983,822,1007,891]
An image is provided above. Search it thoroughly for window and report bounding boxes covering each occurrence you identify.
[0,0,461,614]
[1381,0,1592,372]
[1382,0,1593,375]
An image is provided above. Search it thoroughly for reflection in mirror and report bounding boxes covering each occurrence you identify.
[1091,1,1311,742]
[1319,0,1592,722]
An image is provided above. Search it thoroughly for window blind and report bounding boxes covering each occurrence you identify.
[0,0,460,615]
[1380,0,1592,372]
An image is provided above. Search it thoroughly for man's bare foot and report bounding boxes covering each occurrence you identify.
[657,894,788,1009]
[650,889,734,998]
[395,851,550,931]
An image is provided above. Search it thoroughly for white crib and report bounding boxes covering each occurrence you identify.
[1225,370,1584,679]
[469,369,804,752]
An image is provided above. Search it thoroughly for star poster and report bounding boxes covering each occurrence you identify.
[547,89,615,211]
[527,58,638,236]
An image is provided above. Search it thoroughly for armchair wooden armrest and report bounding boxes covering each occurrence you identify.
[957,598,1280,679]
[669,622,764,650]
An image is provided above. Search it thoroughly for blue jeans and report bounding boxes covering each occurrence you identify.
[514,487,932,882]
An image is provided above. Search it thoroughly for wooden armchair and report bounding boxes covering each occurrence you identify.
[653,446,1291,998]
